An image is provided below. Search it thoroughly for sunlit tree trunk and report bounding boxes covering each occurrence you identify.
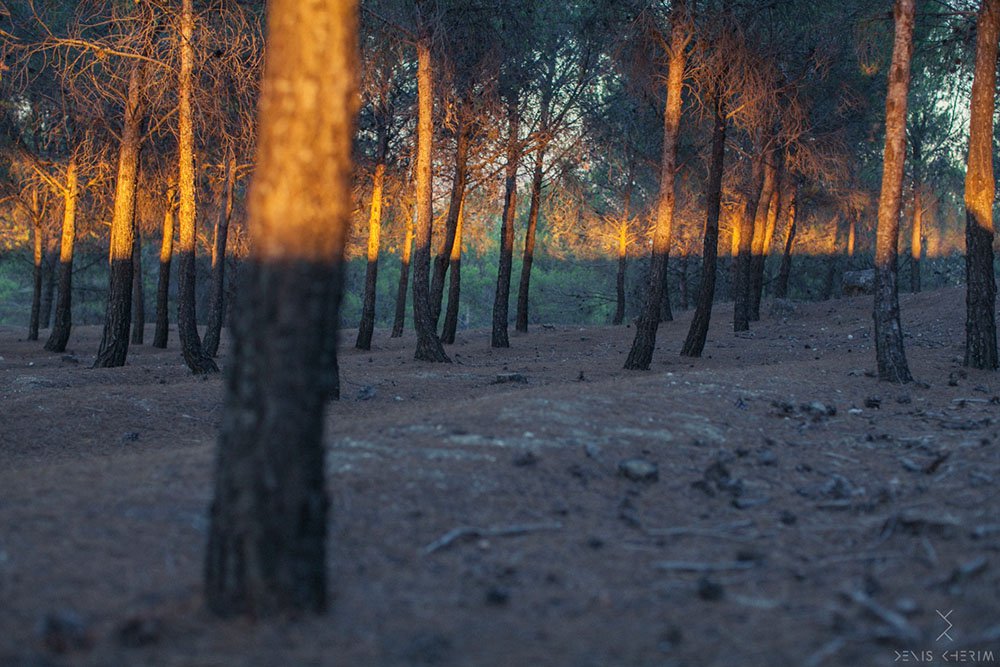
[45,158,78,353]
[430,122,469,327]
[774,182,797,299]
[873,0,915,383]
[356,119,389,350]
[492,97,520,349]
[624,0,688,370]
[203,152,237,357]
[847,218,856,260]
[964,0,1000,370]
[614,223,628,325]
[682,93,726,357]
[515,146,546,333]
[153,185,176,349]
[94,61,145,368]
[910,139,923,293]
[176,0,217,373]
[441,198,464,345]
[412,39,449,362]
[131,226,145,344]
[205,0,358,617]
[391,212,413,338]
[748,153,777,321]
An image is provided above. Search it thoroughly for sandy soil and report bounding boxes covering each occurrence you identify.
[1,287,999,667]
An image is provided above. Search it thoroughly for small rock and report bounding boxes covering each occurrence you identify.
[586,536,605,550]
[732,497,769,510]
[60,354,79,364]
[779,510,798,525]
[755,450,777,466]
[484,587,510,606]
[38,610,92,653]
[512,451,539,467]
[493,372,528,385]
[121,432,140,443]
[583,443,602,460]
[355,385,377,401]
[801,401,836,421]
[896,393,912,405]
[864,396,881,409]
[618,458,659,482]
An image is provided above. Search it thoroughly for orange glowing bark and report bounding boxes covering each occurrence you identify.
[44,158,78,353]
[153,184,176,349]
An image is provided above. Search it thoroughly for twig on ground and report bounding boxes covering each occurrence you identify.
[654,561,756,573]
[803,637,847,667]
[421,521,563,555]
[843,589,922,644]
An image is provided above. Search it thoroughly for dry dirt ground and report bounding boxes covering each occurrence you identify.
[1,287,999,667]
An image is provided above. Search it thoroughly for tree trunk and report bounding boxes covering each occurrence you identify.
[45,158,78,353]
[774,182,797,299]
[733,156,764,332]
[847,218,856,261]
[430,121,470,327]
[822,216,841,301]
[748,153,777,321]
[176,0,218,374]
[492,97,520,349]
[624,0,688,370]
[204,153,237,357]
[40,248,56,330]
[391,215,413,338]
[153,186,176,349]
[873,0,915,383]
[205,0,357,617]
[411,39,449,362]
[515,146,546,332]
[677,254,689,310]
[964,0,1000,370]
[28,212,43,341]
[613,224,628,325]
[441,198,464,345]
[356,120,389,351]
[910,140,923,293]
[131,226,145,344]
[681,94,726,357]
[94,60,145,368]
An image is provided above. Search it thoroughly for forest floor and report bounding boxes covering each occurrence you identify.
[1,287,999,667]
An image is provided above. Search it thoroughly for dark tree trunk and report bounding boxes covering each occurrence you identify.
[733,157,764,332]
[677,255,689,310]
[153,187,175,349]
[40,249,56,330]
[176,0,217,374]
[682,94,726,357]
[822,218,842,301]
[94,60,145,368]
[624,0,688,369]
[391,218,413,338]
[774,183,797,299]
[873,0,915,383]
[748,154,777,321]
[964,0,1000,370]
[441,199,464,345]
[28,220,43,341]
[430,122,469,327]
[45,160,79,353]
[204,0,357,617]
[515,146,545,333]
[356,118,389,351]
[204,154,237,357]
[411,39,449,362]
[131,227,145,344]
[492,98,520,349]
[613,250,627,325]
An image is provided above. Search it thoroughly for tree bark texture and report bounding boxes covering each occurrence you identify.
[131,226,145,344]
[733,156,764,332]
[910,140,923,293]
[411,40,449,362]
[748,153,777,321]
[624,0,688,370]
[515,146,546,333]
[28,211,43,341]
[176,0,218,374]
[94,61,145,368]
[205,0,358,617]
[430,121,469,328]
[356,119,389,350]
[40,249,56,330]
[774,182,797,299]
[873,0,916,383]
[441,198,464,345]
[681,94,726,357]
[964,0,1000,370]
[391,216,413,338]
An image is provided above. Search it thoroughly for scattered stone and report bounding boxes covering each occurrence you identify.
[696,577,725,601]
[583,443,602,460]
[864,396,881,409]
[896,393,912,405]
[512,451,539,467]
[779,510,798,525]
[117,616,161,648]
[692,461,742,498]
[618,458,659,482]
[731,496,769,510]
[121,432,140,443]
[355,385,377,401]
[493,372,528,385]
[485,587,510,606]
[586,536,605,550]
[38,610,92,653]
[755,450,777,466]
[576,371,587,382]
[801,401,837,421]
[60,354,79,364]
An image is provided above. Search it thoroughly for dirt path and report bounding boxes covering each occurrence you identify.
[1,288,999,666]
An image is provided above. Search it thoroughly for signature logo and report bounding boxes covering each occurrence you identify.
[936,609,954,642]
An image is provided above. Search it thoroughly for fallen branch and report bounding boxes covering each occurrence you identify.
[421,521,563,555]
[843,589,921,644]
[654,561,756,573]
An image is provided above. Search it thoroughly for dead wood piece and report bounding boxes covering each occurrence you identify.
[843,589,921,644]
[421,521,562,555]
